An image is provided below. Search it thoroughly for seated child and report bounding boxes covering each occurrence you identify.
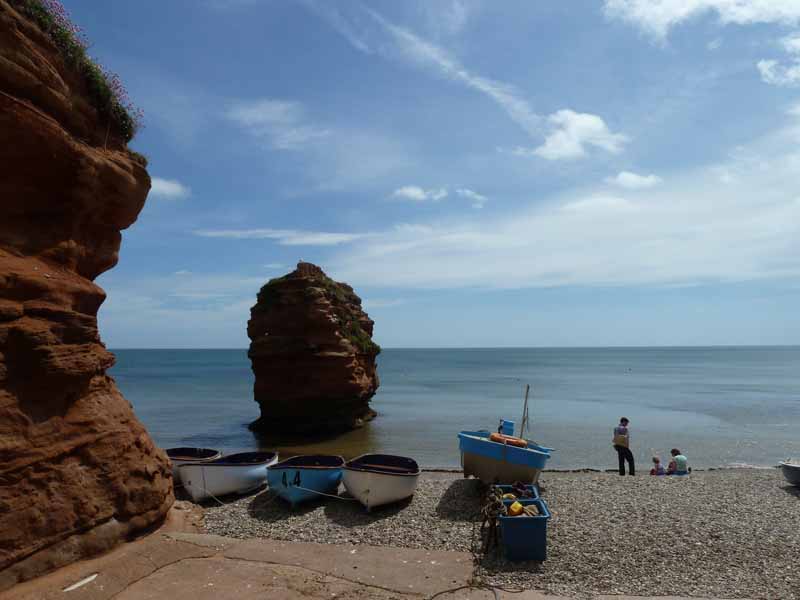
[650,456,666,476]
[667,448,689,475]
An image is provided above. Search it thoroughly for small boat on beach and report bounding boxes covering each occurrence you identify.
[267,454,345,508]
[342,454,420,511]
[458,426,552,485]
[178,451,278,502]
[779,460,800,487]
[165,447,222,481]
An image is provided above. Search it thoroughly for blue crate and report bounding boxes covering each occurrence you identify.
[498,498,550,561]
[490,483,540,500]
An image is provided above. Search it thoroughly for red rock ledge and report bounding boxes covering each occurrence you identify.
[0,0,173,590]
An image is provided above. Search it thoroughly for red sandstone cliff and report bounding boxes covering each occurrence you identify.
[248,262,380,435]
[0,1,173,589]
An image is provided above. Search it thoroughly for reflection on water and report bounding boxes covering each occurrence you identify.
[252,424,378,461]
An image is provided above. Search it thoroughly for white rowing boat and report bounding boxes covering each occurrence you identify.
[342,454,420,511]
[178,451,278,502]
[165,447,222,482]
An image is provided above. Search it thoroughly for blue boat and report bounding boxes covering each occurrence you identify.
[458,422,553,485]
[267,455,345,508]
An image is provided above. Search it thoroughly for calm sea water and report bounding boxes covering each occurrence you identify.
[111,347,800,470]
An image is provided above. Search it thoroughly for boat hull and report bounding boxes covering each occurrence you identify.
[342,469,419,510]
[179,453,278,502]
[268,456,344,507]
[462,451,542,484]
[342,454,420,511]
[780,461,800,487]
[458,430,551,485]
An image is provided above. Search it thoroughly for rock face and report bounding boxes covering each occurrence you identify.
[0,1,173,589]
[248,262,380,435]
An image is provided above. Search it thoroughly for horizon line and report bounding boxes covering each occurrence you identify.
[108,343,800,351]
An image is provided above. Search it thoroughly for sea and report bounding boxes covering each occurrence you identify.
[111,347,800,470]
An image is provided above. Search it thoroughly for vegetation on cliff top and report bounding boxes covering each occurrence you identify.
[15,0,143,142]
[257,271,381,356]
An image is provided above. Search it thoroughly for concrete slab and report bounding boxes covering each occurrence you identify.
[3,534,218,600]
[114,556,403,600]
[1,531,752,600]
[224,538,475,598]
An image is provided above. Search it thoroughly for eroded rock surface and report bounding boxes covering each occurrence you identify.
[0,0,173,589]
[248,262,380,434]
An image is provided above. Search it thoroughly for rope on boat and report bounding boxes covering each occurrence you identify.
[290,484,358,501]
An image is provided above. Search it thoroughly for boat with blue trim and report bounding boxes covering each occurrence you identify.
[267,454,345,508]
[458,419,552,484]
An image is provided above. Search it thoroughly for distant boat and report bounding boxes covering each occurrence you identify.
[458,429,552,485]
[342,454,420,511]
[165,447,222,482]
[267,455,345,508]
[178,451,278,502]
[780,460,800,487]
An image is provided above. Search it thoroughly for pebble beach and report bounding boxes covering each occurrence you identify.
[203,469,800,599]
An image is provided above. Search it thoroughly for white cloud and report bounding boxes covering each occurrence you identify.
[707,37,723,50]
[364,8,542,138]
[194,228,367,246]
[455,188,488,209]
[150,177,191,200]
[420,0,477,37]
[225,99,330,150]
[604,0,800,40]
[98,272,267,348]
[174,270,192,275]
[325,118,800,290]
[304,4,625,160]
[264,263,285,269]
[392,185,448,202]
[605,171,664,189]
[531,110,628,160]
[758,32,800,87]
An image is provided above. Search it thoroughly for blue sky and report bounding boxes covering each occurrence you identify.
[68,0,800,348]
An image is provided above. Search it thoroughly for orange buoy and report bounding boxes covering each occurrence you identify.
[489,432,528,448]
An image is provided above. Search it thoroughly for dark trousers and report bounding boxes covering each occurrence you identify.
[614,445,634,475]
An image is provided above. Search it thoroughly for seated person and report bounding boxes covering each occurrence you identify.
[667,448,689,475]
[650,455,666,476]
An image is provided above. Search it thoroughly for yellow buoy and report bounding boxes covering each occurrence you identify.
[508,501,524,516]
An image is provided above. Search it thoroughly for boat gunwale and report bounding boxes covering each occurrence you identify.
[270,455,345,470]
[179,451,277,468]
[166,447,222,461]
[458,432,552,456]
[344,453,421,477]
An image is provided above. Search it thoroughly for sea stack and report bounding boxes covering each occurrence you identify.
[248,262,380,435]
[0,1,172,589]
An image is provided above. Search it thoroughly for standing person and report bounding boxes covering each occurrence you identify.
[612,417,635,476]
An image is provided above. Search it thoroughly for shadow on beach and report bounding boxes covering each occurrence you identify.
[435,478,484,522]
[323,493,413,526]
[246,489,329,521]
[780,484,800,498]
[243,486,414,525]
[174,483,269,508]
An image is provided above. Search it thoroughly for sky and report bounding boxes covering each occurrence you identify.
[64,0,800,348]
